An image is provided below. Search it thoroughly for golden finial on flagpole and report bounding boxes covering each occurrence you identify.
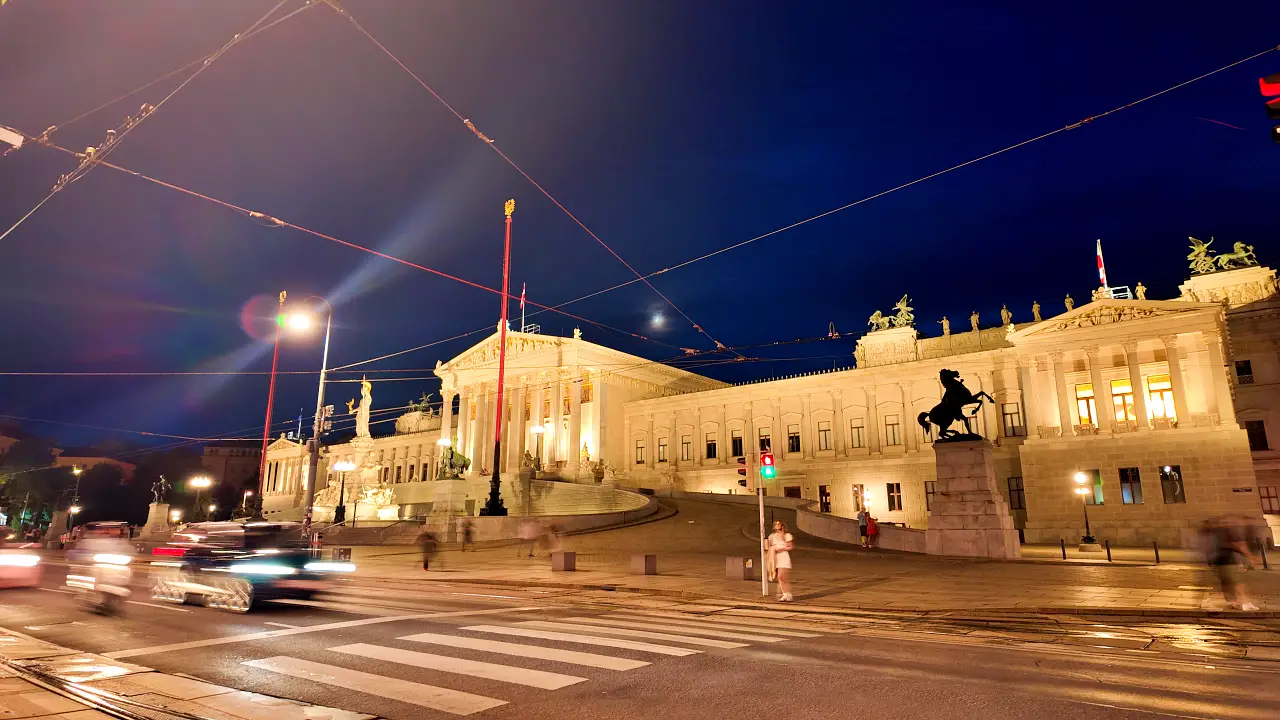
[504,199,515,218]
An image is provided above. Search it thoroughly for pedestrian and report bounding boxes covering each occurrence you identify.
[1203,517,1259,611]
[518,519,538,558]
[417,529,437,571]
[461,518,475,552]
[866,514,879,548]
[766,520,795,602]
[856,507,869,547]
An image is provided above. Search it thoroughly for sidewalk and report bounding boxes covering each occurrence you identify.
[0,628,370,720]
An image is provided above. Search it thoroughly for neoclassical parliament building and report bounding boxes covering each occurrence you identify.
[261,258,1280,547]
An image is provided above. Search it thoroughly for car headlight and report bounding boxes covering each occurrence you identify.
[304,562,356,573]
[0,554,40,567]
[227,563,297,575]
[93,554,132,565]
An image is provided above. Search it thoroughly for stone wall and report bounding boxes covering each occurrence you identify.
[796,501,926,552]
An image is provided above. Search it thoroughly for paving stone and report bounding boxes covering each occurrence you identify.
[0,689,86,718]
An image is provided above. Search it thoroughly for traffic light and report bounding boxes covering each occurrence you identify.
[759,452,776,480]
[1261,73,1280,144]
[736,457,747,487]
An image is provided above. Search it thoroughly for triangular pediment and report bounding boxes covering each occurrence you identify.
[267,435,301,451]
[439,330,564,373]
[1009,299,1219,341]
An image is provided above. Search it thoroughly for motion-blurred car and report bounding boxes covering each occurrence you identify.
[0,542,43,588]
[149,521,353,613]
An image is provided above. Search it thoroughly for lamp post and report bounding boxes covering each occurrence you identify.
[241,490,254,516]
[169,509,183,526]
[332,460,355,525]
[189,475,213,522]
[1073,471,1096,545]
[208,504,218,521]
[255,290,288,518]
[481,199,515,517]
[287,296,334,540]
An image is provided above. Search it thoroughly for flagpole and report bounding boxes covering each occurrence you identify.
[520,283,526,332]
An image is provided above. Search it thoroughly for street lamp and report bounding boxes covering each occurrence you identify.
[435,437,451,482]
[287,296,334,540]
[208,504,218,520]
[241,490,254,515]
[332,460,355,525]
[256,290,288,520]
[480,199,515,518]
[189,475,213,523]
[169,509,183,525]
[1073,471,1096,545]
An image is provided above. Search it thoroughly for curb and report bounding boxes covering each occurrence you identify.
[348,574,1280,619]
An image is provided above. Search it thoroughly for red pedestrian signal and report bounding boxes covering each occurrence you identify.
[737,457,748,487]
[1261,73,1280,144]
[759,452,776,480]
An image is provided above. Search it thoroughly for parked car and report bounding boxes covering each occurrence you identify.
[149,521,353,613]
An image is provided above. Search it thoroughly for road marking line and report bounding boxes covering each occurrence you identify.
[103,606,541,659]
[608,611,824,637]
[331,643,585,690]
[244,656,504,716]
[125,600,191,613]
[462,625,699,657]
[399,632,649,671]
[567,616,786,642]
[34,587,72,594]
[264,622,298,629]
[272,599,409,616]
[517,621,746,649]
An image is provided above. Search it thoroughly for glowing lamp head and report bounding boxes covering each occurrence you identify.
[72,466,83,476]
[243,490,254,497]
[1074,487,1090,496]
[189,476,213,489]
[284,312,313,332]
[333,460,356,472]
[531,425,545,434]
[69,505,82,514]
[436,438,452,447]
[170,510,183,521]
[1073,472,1088,485]
[208,504,217,512]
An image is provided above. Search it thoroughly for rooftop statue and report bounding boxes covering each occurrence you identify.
[1032,301,1042,322]
[355,378,372,438]
[867,310,891,332]
[969,311,979,332]
[1064,294,1075,311]
[1135,282,1147,300]
[890,294,914,328]
[1187,236,1217,275]
[918,369,994,442]
[938,316,950,336]
[1000,304,1011,326]
[1216,241,1258,270]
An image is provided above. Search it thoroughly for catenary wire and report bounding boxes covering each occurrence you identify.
[324,1,742,357]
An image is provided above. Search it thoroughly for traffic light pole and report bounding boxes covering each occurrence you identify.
[755,452,768,597]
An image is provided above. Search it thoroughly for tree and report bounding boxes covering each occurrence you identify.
[0,439,64,527]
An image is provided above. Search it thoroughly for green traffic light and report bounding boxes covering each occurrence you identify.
[760,466,776,480]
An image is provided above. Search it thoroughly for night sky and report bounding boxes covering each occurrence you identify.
[1,1,1277,449]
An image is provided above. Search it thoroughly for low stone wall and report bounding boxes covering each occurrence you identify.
[795,501,926,553]
[657,489,810,511]
[421,493,660,542]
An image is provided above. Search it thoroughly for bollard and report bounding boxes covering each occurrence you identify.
[1261,543,1270,570]
[1153,541,1161,564]
[1105,540,1112,562]
[1060,538,1067,560]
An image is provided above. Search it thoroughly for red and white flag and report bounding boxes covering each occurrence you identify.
[519,283,526,309]
[1096,239,1108,288]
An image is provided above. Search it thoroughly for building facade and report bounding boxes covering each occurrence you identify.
[200,441,262,491]
[264,264,1278,546]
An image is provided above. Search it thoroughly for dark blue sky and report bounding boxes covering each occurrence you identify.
[1,0,1277,447]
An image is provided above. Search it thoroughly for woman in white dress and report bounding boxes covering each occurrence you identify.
[766,520,795,602]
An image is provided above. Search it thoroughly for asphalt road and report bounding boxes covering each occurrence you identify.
[2,567,1278,720]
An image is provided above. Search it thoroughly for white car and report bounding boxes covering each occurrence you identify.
[0,543,43,588]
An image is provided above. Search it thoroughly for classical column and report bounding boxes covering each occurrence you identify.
[645,413,655,470]
[1121,341,1149,431]
[1083,346,1113,432]
[530,381,545,465]
[439,387,454,454]
[568,378,582,480]
[865,387,881,454]
[512,382,527,470]
[551,376,564,467]
[498,388,512,473]
[1161,335,1191,426]
[623,415,633,467]
[800,394,813,458]
[1016,357,1039,433]
[1202,331,1236,423]
[475,387,490,474]
[832,390,846,457]
[978,371,998,440]
[899,381,916,451]
[772,397,784,455]
[457,387,471,464]
[694,407,703,466]
[743,402,754,484]
[505,383,520,471]
[1049,351,1073,431]
[597,381,609,466]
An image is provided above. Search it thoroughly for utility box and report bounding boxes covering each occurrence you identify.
[726,556,759,581]
[552,551,576,572]
[630,554,658,575]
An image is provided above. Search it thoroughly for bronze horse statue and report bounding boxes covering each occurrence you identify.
[918,369,993,441]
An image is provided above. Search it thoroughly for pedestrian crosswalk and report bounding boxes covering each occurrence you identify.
[242,610,835,716]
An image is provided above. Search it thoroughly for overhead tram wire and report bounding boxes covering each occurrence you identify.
[323,2,743,359]
[514,44,1280,314]
[0,0,300,245]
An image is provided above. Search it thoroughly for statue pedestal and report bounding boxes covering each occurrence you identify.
[925,440,1020,559]
[138,502,171,538]
[1178,265,1277,307]
[431,479,470,516]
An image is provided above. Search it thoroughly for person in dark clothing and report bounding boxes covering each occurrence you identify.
[461,519,475,551]
[1204,517,1258,611]
[417,529,438,571]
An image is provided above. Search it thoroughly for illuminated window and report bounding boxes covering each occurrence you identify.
[787,424,801,453]
[886,483,903,512]
[681,435,691,462]
[634,441,645,465]
[817,421,832,451]
[408,464,416,481]
[731,430,743,457]
[884,415,902,446]
[924,481,937,511]
[1081,469,1103,505]
[1119,467,1143,504]
[1075,384,1097,426]
[1001,403,1024,436]
[1235,360,1254,385]
[1147,374,1177,424]
[395,466,402,483]
[657,438,667,463]
[1110,378,1136,423]
[1160,465,1185,504]
[1261,486,1280,514]
[758,428,772,452]
[849,421,865,448]
[705,433,717,460]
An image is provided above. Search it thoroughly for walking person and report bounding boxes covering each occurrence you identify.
[856,507,869,547]
[866,514,879,549]
[417,528,438,571]
[461,518,475,551]
[766,520,795,602]
[518,519,539,558]
[1203,517,1259,611]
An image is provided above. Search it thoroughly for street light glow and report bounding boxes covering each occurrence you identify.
[286,312,313,332]
[436,437,452,447]
[333,460,356,472]
[1074,487,1090,495]
[1073,472,1087,484]
[189,475,213,489]
[208,504,217,512]
[69,505,82,514]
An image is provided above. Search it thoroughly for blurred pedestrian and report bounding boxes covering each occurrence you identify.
[461,518,475,551]
[866,514,879,548]
[518,519,539,558]
[766,520,795,602]
[856,507,869,547]
[417,529,438,571]
[1203,517,1259,611]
